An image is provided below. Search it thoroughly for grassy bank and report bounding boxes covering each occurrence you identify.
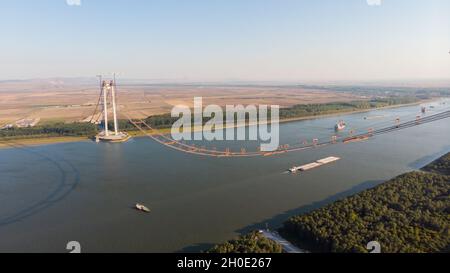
[0,136,89,149]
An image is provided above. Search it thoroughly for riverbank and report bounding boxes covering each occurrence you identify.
[0,136,89,149]
[210,152,450,253]
[128,99,430,137]
[0,99,432,150]
[278,100,427,124]
[1,102,448,253]
[280,152,450,253]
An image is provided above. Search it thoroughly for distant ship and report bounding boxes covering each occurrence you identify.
[135,203,150,213]
[335,121,346,131]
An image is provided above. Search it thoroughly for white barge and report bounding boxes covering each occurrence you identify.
[289,156,340,173]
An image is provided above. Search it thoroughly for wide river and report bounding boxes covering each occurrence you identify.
[1,100,449,253]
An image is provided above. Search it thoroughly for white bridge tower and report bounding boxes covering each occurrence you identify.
[96,77,130,143]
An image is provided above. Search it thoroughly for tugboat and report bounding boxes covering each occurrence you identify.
[135,203,151,213]
[335,120,346,131]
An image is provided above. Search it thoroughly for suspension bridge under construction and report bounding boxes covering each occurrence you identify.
[89,78,450,158]
[91,77,131,143]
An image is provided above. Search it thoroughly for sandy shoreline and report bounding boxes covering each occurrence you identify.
[0,100,430,150]
[0,137,90,150]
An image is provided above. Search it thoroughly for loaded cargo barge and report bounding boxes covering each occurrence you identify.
[289,156,340,173]
[343,135,371,144]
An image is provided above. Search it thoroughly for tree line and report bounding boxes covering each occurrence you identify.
[127,97,420,129]
[279,97,418,119]
[0,97,420,139]
[0,122,98,139]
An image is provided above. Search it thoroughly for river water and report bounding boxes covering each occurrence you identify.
[0,100,449,253]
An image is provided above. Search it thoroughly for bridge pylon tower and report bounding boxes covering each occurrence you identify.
[95,77,131,143]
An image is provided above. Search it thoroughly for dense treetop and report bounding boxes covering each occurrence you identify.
[208,231,283,254]
[0,122,98,139]
[282,169,449,253]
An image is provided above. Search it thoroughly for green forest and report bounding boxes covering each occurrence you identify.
[282,171,449,253]
[208,231,283,254]
[137,97,419,127]
[278,97,418,119]
[0,122,98,140]
[210,153,450,253]
[422,153,450,176]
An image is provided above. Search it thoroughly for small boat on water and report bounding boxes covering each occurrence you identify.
[335,120,346,131]
[135,203,150,213]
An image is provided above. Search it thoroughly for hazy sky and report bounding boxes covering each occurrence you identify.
[1,0,449,82]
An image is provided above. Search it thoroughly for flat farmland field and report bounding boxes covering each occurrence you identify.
[0,80,363,125]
